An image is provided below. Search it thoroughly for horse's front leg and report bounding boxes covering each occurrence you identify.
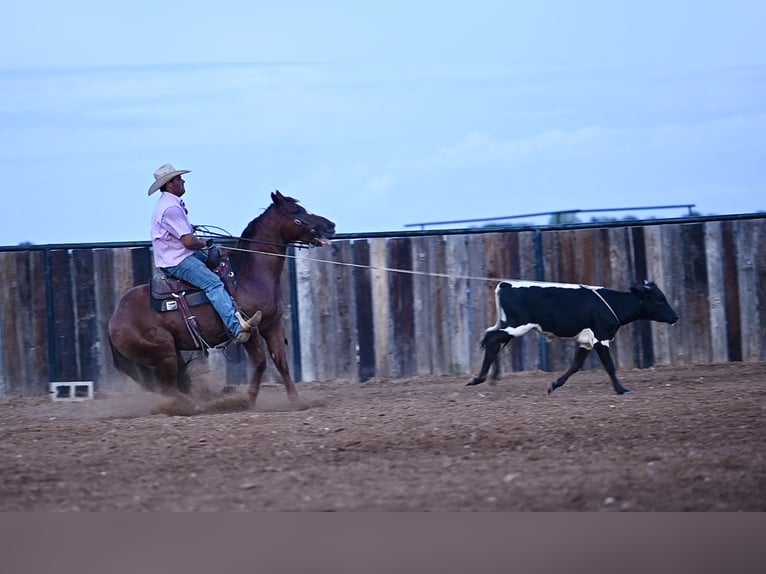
[240,335,268,406]
[261,322,299,403]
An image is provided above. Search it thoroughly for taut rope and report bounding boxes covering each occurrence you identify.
[221,243,510,284]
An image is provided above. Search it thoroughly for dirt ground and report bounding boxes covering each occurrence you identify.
[1,362,764,511]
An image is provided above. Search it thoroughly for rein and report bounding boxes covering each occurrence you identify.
[194,226,316,250]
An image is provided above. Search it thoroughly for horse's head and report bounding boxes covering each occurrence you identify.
[269,190,336,246]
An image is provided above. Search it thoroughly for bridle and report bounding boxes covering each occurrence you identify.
[194,225,321,251]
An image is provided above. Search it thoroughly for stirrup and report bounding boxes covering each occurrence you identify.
[236,309,262,332]
[234,331,251,344]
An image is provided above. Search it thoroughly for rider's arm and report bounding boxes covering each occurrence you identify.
[180,233,207,250]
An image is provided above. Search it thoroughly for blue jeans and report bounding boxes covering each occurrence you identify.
[163,251,241,336]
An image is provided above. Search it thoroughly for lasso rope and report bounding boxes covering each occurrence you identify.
[196,225,514,284]
[221,243,509,284]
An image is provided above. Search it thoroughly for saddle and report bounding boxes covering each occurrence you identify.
[150,275,210,312]
[149,248,240,351]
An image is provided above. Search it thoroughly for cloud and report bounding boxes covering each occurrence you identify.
[0,63,328,159]
[414,112,766,174]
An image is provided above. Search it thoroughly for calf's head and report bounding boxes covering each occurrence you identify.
[631,280,679,324]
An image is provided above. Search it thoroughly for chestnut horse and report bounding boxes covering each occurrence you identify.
[107,191,336,405]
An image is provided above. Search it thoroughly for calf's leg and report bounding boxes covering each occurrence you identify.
[548,346,590,394]
[467,330,512,386]
[594,343,630,395]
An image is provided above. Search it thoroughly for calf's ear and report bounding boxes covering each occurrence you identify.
[630,283,653,296]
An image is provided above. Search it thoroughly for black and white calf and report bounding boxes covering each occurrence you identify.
[467,280,679,394]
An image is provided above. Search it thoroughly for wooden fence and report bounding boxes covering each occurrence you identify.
[1,215,764,396]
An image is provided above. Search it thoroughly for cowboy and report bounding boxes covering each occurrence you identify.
[148,163,259,343]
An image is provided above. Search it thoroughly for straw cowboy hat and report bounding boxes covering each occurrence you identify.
[148,163,191,196]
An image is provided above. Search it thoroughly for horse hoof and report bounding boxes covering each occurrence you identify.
[466,378,484,386]
[547,382,556,395]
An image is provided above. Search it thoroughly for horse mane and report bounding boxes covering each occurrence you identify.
[239,212,266,242]
[230,194,302,267]
[230,215,265,270]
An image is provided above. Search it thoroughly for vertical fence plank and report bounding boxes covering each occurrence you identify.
[49,249,78,382]
[389,238,415,378]
[131,247,153,285]
[427,237,449,376]
[412,236,434,376]
[445,235,472,374]
[112,248,135,298]
[754,220,766,360]
[311,244,337,382]
[666,224,693,365]
[72,249,100,384]
[466,233,488,375]
[109,247,142,388]
[576,229,607,372]
[0,252,22,394]
[0,255,5,395]
[481,232,516,375]
[541,230,571,372]
[704,222,729,363]
[750,219,766,361]
[331,241,358,382]
[721,222,742,361]
[607,227,637,370]
[18,251,49,393]
[295,248,318,382]
[645,225,675,366]
[280,252,296,383]
[557,230,578,283]
[664,224,687,365]
[576,229,597,283]
[736,219,766,361]
[353,240,375,381]
[517,231,542,371]
[629,227,654,368]
[370,238,391,378]
[681,223,713,363]
[93,248,121,388]
[504,232,524,372]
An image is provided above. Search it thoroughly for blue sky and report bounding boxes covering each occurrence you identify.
[1,1,764,245]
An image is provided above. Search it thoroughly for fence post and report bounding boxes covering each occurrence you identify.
[287,245,302,382]
[533,229,549,371]
[44,247,57,383]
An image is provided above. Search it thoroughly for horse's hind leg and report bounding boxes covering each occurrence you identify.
[141,351,199,414]
[151,350,189,396]
[467,330,512,386]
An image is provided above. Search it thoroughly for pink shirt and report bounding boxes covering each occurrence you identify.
[150,192,195,268]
